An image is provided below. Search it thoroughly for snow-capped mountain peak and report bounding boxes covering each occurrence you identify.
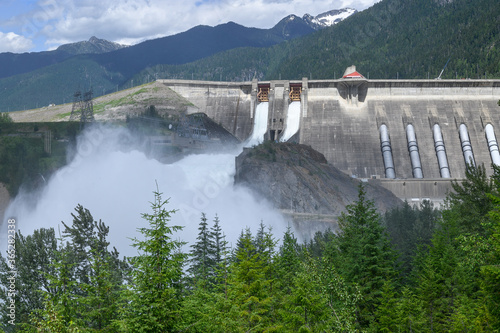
[302,8,357,30]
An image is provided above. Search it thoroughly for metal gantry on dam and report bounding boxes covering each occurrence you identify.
[161,67,500,204]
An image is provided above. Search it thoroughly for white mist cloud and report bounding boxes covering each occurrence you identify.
[1,125,288,257]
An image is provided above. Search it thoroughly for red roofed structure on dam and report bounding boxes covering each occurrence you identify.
[342,65,365,79]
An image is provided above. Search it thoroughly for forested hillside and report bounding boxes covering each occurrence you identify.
[1,164,500,332]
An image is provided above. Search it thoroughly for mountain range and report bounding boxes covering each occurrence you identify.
[0,8,356,112]
[0,8,355,81]
[1,0,499,113]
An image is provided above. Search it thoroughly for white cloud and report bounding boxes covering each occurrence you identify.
[0,31,34,52]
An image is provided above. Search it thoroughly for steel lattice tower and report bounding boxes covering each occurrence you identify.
[70,89,94,126]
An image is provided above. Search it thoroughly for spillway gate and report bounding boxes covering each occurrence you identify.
[257,84,270,102]
[289,84,301,101]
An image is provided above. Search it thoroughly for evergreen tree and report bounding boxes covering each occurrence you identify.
[281,254,331,332]
[0,228,57,331]
[275,227,301,292]
[478,188,500,330]
[76,233,122,330]
[188,213,215,284]
[374,284,426,332]
[411,164,500,331]
[210,214,228,288]
[124,188,186,332]
[60,205,127,291]
[335,183,397,327]
[384,200,440,279]
[448,163,496,235]
[229,227,275,331]
[31,206,127,331]
[413,219,460,332]
[46,239,80,327]
[305,229,336,259]
[210,215,226,265]
[29,296,81,333]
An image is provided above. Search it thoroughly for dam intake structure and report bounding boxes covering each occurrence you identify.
[161,70,500,205]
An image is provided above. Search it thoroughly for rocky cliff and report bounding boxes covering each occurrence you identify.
[235,142,402,234]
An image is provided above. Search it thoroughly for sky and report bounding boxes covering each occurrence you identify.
[0,0,379,53]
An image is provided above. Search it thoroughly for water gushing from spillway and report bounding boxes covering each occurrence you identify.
[1,125,287,257]
[280,101,301,142]
[245,102,269,147]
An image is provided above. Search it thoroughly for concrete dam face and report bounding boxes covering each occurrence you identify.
[161,78,500,204]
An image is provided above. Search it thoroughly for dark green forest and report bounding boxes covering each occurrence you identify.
[1,163,500,332]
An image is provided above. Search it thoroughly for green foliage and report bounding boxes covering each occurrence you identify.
[317,256,360,332]
[210,214,229,277]
[0,205,129,332]
[188,213,216,284]
[409,163,500,331]
[384,200,440,278]
[334,183,397,327]
[448,163,496,235]
[0,114,13,124]
[275,227,301,291]
[29,296,81,333]
[480,189,500,330]
[229,227,275,331]
[0,229,57,331]
[374,285,426,332]
[280,255,331,332]
[124,188,186,332]
[6,170,500,332]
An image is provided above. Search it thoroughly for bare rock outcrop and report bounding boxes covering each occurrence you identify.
[235,142,402,234]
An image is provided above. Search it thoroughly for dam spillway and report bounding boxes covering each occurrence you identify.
[161,77,500,204]
[246,102,269,147]
[280,101,301,142]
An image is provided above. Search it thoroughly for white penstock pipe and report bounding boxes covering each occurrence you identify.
[485,123,500,166]
[433,124,450,178]
[459,124,475,167]
[379,124,395,179]
[406,124,423,178]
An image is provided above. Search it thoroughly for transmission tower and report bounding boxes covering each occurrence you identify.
[70,89,94,126]
[70,90,82,121]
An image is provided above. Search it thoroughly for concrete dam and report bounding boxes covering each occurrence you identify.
[160,75,500,205]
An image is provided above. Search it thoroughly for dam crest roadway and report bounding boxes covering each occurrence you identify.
[160,70,500,206]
